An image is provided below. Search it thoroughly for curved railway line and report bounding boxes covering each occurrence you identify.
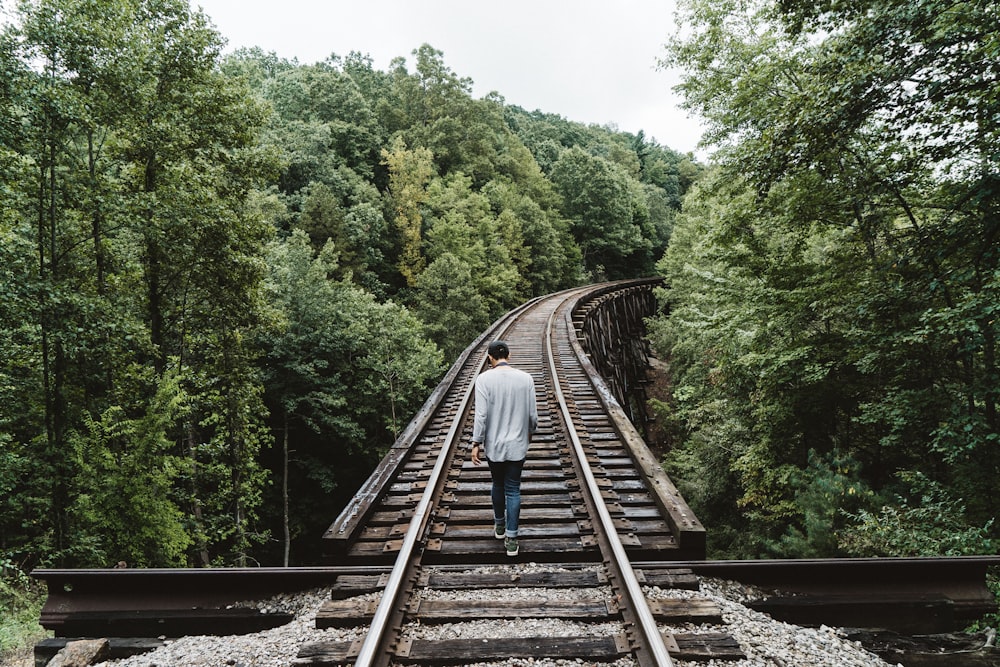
[32,279,1000,667]
[302,279,710,666]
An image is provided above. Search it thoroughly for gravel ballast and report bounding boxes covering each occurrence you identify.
[89,565,901,667]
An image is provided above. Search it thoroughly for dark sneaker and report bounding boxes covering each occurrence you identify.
[505,537,519,557]
[494,522,505,539]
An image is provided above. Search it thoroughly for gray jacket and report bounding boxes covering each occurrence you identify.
[472,365,538,461]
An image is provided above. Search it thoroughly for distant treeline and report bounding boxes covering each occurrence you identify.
[0,0,697,569]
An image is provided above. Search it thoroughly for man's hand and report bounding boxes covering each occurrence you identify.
[471,443,482,465]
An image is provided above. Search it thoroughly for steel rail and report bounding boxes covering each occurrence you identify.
[351,349,483,667]
[544,298,675,667]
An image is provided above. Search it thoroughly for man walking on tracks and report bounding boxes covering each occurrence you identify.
[470,340,538,557]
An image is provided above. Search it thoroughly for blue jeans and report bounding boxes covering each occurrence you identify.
[488,459,525,538]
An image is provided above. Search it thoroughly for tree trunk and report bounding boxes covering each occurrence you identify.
[187,424,211,567]
[143,156,166,375]
[283,411,290,567]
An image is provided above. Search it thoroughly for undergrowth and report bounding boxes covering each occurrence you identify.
[0,560,48,664]
[967,567,1000,634]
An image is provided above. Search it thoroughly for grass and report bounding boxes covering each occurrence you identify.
[0,566,49,666]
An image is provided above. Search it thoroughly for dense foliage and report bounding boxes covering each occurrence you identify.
[650,0,998,558]
[0,0,694,571]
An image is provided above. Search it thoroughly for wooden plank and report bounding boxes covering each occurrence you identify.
[423,570,605,589]
[317,597,615,628]
[380,493,430,507]
[617,507,664,519]
[329,574,387,599]
[295,640,357,664]
[367,509,412,524]
[358,525,394,539]
[401,636,626,662]
[635,568,700,590]
[628,534,681,552]
[594,457,639,467]
[612,479,654,492]
[345,541,399,559]
[295,636,626,665]
[433,537,598,557]
[443,506,579,522]
[671,632,745,660]
[630,519,675,533]
[459,464,566,477]
[315,599,378,628]
[647,598,723,623]
[412,598,616,621]
[455,480,579,493]
[439,522,581,539]
[446,492,581,507]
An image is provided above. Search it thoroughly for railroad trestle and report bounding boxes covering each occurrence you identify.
[572,277,662,429]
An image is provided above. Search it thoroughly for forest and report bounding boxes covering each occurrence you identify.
[0,0,697,589]
[1,0,997,609]
[2,0,998,656]
[648,0,998,560]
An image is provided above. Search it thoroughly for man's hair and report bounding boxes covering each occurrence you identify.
[488,340,510,359]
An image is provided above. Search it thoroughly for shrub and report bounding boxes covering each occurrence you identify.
[839,471,995,557]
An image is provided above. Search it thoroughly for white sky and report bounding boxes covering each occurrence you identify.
[193,0,707,157]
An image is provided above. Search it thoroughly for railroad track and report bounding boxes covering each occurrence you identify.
[302,280,715,665]
[322,279,703,566]
[31,279,1000,667]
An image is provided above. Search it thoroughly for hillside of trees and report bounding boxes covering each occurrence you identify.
[3,0,995,594]
[0,0,697,573]
[647,0,998,560]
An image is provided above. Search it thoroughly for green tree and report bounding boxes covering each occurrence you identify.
[345,298,443,446]
[260,231,442,564]
[295,179,388,288]
[13,0,97,559]
[262,60,382,186]
[841,471,995,558]
[2,0,274,568]
[481,169,582,295]
[260,232,357,564]
[550,146,652,279]
[67,374,191,566]
[413,253,489,361]
[0,169,46,565]
[110,0,274,566]
[390,44,504,185]
[382,136,435,286]
[422,173,528,321]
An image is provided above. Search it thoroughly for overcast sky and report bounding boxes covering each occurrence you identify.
[193,0,707,157]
